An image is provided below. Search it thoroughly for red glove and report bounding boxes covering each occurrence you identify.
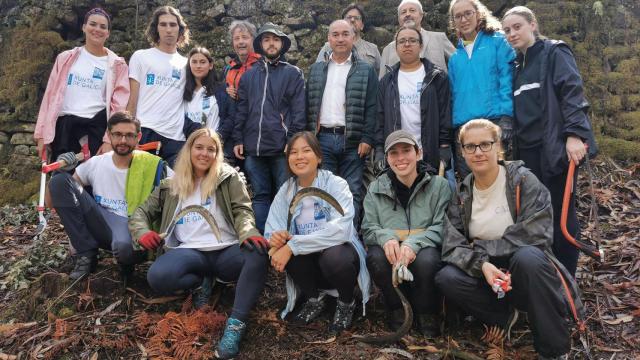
[241,236,269,255]
[139,231,162,250]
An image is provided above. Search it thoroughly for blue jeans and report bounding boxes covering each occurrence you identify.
[317,133,364,227]
[244,155,289,234]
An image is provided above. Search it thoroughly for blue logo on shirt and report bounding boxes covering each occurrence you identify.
[67,74,73,85]
[172,68,181,80]
[416,81,423,93]
[314,203,327,221]
[92,67,105,80]
[146,74,155,85]
[203,97,210,110]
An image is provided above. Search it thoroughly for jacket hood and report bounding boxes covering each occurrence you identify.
[371,168,433,197]
[387,57,437,80]
[253,22,291,56]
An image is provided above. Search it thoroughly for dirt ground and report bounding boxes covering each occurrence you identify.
[0,158,638,360]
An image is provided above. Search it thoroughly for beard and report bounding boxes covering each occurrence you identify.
[264,49,281,61]
[403,19,418,29]
[114,144,135,156]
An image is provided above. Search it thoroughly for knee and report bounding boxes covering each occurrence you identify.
[366,246,389,276]
[510,246,547,273]
[435,265,465,296]
[243,249,268,271]
[147,263,173,293]
[319,244,357,276]
[411,247,443,279]
[48,172,75,202]
[112,237,135,264]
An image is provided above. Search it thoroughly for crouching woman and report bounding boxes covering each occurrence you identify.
[129,128,269,359]
[435,119,583,360]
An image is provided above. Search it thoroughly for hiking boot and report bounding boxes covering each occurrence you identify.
[214,317,247,359]
[386,308,405,332]
[538,354,568,360]
[415,313,441,337]
[293,295,327,324]
[329,300,356,333]
[192,277,213,309]
[69,255,97,280]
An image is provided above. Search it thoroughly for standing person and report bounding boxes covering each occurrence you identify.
[307,19,378,226]
[224,20,261,101]
[315,3,381,72]
[48,112,167,280]
[35,8,129,160]
[376,26,453,175]
[448,0,515,179]
[502,6,597,276]
[127,5,190,166]
[436,119,583,360]
[379,0,455,79]
[232,22,306,234]
[363,130,451,337]
[266,132,370,334]
[129,128,269,360]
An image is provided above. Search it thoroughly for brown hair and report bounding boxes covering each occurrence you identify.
[502,6,542,38]
[394,25,423,47]
[285,131,323,175]
[448,0,502,36]
[145,6,190,48]
[107,111,140,133]
[84,8,111,30]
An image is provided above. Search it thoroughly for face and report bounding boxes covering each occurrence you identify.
[396,29,421,64]
[328,21,355,57]
[502,14,537,51]
[232,28,254,58]
[109,122,139,156]
[261,33,283,60]
[344,8,364,34]
[460,128,500,175]
[157,13,180,47]
[288,137,321,179]
[190,135,218,176]
[82,14,110,46]
[452,1,479,39]
[398,3,423,28]
[387,143,420,179]
[189,53,213,81]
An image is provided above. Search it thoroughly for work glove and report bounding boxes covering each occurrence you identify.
[438,146,452,170]
[139,231,162,250]
[393,263,414,286]
[241,236,269,255]
[498,116,514,144]
[56,152,79,171]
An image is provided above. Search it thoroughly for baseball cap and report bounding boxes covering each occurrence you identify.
[384,130,419,153]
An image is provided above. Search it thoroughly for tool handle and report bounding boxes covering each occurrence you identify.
[42,152,85,173]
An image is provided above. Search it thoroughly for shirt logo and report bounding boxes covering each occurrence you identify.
[172,68,181,80]
[203,97,210,110]
[146,74,155,85]
[67,74,73,85]
[92,67,105,80]
[416,81,423,93]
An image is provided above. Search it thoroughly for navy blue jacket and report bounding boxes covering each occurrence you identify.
[233,58,306,156]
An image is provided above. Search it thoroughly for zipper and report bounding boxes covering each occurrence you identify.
[257,61,269,156]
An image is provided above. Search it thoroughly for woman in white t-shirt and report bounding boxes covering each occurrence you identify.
[435,119,583,360]
[129,128,269,360]
[34,8,130,160]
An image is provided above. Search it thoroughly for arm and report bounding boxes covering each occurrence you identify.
[232,75,249,146]
[361,185,400,248]
[374,78,387,159]
[34,52,64,143]
[402,178,451,253]
[435,71,452,146]
[226,169,262,241]
[496,35,516,118]
[104,61,131,144]
[126,79,140,117]
[287,68,307,139]
[361,66,379,146]
[126,52,142,117]
[441,33,456,62]
[315,42,330,63]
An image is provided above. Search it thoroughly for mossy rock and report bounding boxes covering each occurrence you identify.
[596,136,640,161]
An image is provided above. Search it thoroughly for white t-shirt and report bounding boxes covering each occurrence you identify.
[173,183,238,251]
[294,196,329,235]
[75,152,128,218]
[319,55,352,128]
[398,65,425,147]
[469,166,514,241]
[185,87,220,131]
[129,48,187,141]
[59,47,108,119]
[464,41,475,58]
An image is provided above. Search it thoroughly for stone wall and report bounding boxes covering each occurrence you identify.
[0,0,638,204]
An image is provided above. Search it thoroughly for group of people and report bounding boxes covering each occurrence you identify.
[34,1,598,359]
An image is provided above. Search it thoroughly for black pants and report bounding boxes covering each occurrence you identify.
[51,109,107,160]
[140,127,186,168]
[286,243,360,303]
[519,147,580,275]
[147,245,268,321]
[435,247,569,358]
[48,172,143,264]
[366,245,443,315]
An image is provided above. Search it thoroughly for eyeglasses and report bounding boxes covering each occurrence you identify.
[345,15,362,21]
[397,37,420,46]
[461,141,495,154]
[454,10,476,22]
[110,132,137,141]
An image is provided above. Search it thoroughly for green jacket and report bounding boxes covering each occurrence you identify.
[128,163,260,250]
[306,50,378,147]
[362,170,451,254]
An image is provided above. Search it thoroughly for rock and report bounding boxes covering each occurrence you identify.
[0,132,8,143]
[205,4,226,19]
[13,144,30,155]
[294,28,311,37]
[282,14,315,29]
[227,0,257,17]
[10,133,35,146]
[0,123,36,134]
[288,34,298,52]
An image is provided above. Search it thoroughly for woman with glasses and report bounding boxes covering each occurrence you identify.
[435,119,583,360]
[447,0,515,179]
[502,6,597,276]
[375,25,452,176]
[35,8,130,160]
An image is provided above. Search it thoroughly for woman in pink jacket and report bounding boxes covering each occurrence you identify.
[34,8,130,160]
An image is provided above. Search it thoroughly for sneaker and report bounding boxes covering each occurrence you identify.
[329,300,356,333]
[192,277,213,309]
[386,308,405,332]
[416,313,441,337]
[69,255,97,280]
[293,295,327,324]
[215,317,247,359]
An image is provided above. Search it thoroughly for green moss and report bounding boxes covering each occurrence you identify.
[596,136,640,161]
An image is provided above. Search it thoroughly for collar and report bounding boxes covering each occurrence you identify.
[329,52,352,65]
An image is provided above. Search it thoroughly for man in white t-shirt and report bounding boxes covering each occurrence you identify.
[49,112,168,281]
[127,6,191,166]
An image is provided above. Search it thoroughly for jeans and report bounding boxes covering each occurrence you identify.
[317,133,365,227]
[243,155,289,234]
[140,127,185,168]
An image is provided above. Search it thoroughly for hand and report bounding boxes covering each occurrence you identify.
[383,240,401,265]
[566,135,587,165]
[399,245,416,265]
[269,230,292,250]
[271,245,293,272]
[56,152,79,171]
[438,146,452,169]
[139,231,163,250]
[97,142,113,155]
[358,142,372,158]
[233,144,245,160]
[241,236,269,255]
[481,262,512,291]
[498,116,514,143]
[226,86,238,100]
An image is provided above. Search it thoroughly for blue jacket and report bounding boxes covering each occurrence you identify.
[232,58,306,156]
[448,31,515,128]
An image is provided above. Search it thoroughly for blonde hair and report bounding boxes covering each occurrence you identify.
[170,128,224,202]
[448,0,502,36]
[502,6,541,38]
[458,119,503,160]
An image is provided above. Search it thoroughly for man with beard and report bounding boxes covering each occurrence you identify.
[233,23,305,234]
[379,0,455,78]
[48,112,170,280]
